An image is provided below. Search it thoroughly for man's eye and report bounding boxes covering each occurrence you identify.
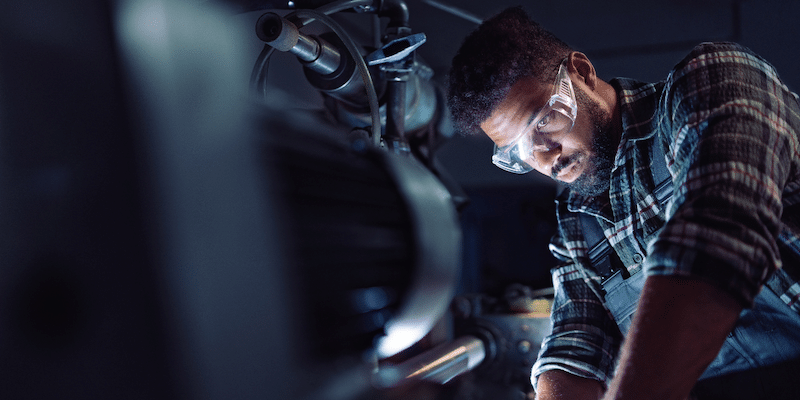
[536,112,552,128]
[535,110,571,134]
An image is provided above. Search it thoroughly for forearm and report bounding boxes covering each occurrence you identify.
[536,370,604,400]
[602,275,742,400]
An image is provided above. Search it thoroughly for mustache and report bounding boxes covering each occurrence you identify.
[551,153,581,178]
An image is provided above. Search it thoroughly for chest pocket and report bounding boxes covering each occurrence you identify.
[602,268,647,335]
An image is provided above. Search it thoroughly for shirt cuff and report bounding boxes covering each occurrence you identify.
[531,333,616,391]
[645,240,764,308]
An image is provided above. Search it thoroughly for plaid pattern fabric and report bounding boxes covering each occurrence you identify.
[532,42,800,388]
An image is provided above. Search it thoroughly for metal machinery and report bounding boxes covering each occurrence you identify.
[246,2,556,398]
[0,0,553,399]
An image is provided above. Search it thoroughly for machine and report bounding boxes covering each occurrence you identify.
[0,0,554,398]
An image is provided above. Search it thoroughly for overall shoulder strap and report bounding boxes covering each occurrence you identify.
[581,136,673,278]
[650,134,673,202]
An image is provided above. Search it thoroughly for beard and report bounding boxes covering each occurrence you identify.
[556,85,615,197]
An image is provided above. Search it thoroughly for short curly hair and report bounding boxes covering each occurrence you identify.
[446,7,573,135]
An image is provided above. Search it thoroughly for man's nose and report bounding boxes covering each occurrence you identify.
[532,147,560,173]
[530,136,561,170]
[531,133,559,151]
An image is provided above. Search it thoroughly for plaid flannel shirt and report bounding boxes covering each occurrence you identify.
[532,42,800,388]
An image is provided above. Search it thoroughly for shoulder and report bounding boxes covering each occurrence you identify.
[668,42,776,83]
[677,42,759,64]
[659,42,782,119]
[685,41,752,56]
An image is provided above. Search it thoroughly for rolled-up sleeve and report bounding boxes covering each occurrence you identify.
[646,43,800,307]
[531,228,623,389]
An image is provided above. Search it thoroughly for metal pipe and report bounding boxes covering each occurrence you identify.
[378,0,409,28]
[290,34,320,62]
[374,336,486,387]
[421,0,483,25]
[256,12,342,76]
[385,79,407,152]
[298,36,342,76]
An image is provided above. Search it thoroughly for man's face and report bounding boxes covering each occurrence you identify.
[480,75,616,197]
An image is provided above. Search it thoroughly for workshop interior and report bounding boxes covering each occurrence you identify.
[0,0,797,399]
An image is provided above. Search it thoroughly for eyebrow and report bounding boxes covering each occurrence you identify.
[525,102,547,131]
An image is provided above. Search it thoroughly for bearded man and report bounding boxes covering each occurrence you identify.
[447,7,800,400]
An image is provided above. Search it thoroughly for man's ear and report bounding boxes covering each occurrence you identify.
[567,52,597,91]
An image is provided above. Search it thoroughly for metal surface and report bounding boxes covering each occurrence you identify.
[376,336,486,387]
[444,286,553,398]
[329,70,436,133]
[366,33,427,66]
[291,34,322,62]
[257,12,343,76]
[255,12,299,51]
[420,0,482,25]
[258,90,463,394]
[301,36,342,75]
[373,151,461,359]
[384,79,408,152]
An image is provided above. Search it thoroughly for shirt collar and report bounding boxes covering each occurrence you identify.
[557,78,664,215]
[610,77,665,145]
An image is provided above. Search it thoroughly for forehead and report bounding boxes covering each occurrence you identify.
[480,76,551,146]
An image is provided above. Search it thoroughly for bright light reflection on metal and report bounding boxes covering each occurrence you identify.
[376,323,429,358]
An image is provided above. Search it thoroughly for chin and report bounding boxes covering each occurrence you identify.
[562,160,611,197]
[555,160,584,183]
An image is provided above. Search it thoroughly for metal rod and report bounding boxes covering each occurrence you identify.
[385,79,407,152]
[374,335,486,388]
[421,0,483,25]
[290,34,321,62]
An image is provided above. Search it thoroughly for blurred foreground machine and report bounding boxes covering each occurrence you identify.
[259,104,461,399]
[248,1,556,397]
[261,106,553,399]
[0,0,553,399]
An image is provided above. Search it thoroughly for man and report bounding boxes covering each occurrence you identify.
[447,7,800,400]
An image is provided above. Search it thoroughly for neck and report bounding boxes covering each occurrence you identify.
[598,79,623,148]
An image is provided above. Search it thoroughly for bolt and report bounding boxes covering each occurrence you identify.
[518,340,531,354]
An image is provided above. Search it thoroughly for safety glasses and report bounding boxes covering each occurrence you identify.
[491,59,577,174]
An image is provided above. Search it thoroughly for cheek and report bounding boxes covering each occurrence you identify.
[566,113,598,152]
[558,127,594,155]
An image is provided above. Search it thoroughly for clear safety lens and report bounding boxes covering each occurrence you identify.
[490,59,577,174]
[492,142,534,173]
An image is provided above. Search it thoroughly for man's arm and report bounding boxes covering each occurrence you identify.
[602,275,742,400]
[536,370,604,400]
[606,42,799,400]
[531,228,625,398]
